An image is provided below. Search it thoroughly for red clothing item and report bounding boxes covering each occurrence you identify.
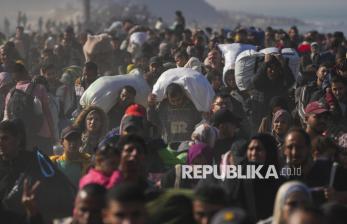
[79,168,123,189]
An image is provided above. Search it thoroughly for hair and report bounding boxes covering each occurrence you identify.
[193,182,227,206]
[206,69,222,83]
[85,61,98,72]
[116,134,147,155]
[269,96,289,114]
[331,75,347,86]
[311,136,338,158]
[33,75,49,92]
[0,119,26,149]
[166,83,184,98]
[96,141,120,161]
[13,62,28,75]
[107,182,146,204]
[285,128,312,148]
[174,50,188,60]
[73,106,108,135]
[121,85,137,97]
[41,63,55,73]
[272,181,312,224]
[80,183,107,199]
[248,133,279,168]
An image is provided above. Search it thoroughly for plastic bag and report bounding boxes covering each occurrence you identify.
[218,43,257,74]
[80,70,151,113]
[152,68,215,112]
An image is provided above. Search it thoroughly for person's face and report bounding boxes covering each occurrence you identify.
[207,50,221,66]
[218,122,237,139]
[83,68,97,83]
[211,97,231,113]
[0,50,10,64]
[103,201,146,224]
[267,65,280,80]
[331,82,347,102]
[0,131,20,160]
[193,200,224,224]
[86,111,102,133]
[211,76,222,91]
[305,113,328,134]
[43,68,56,82]
[175,55,187,67]
[98,154,120,176]
[16,28,23,38]
[284,132,310,167]
[247,139,267,164]
[74,194,104,224]
[120,89,134,104]
[282,192,310,223]
[288,28,297,39]
[119,143,145,178]
[316,66,328,82]
[225,73,237,90]
[62,136,82,156]
[273,118,290,137]
[168,94,185,107]
[63,32,73,43]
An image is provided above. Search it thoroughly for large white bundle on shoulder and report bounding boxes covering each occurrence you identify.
[218,43,257,74]
[234,49,264,91]
[152,68,215,112]
[83,33,113,61]
[80,70,151,113]
[281,48,300,80]
[259,47,279,54]
[129,32,148,46]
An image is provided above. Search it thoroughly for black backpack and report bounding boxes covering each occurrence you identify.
[6,82,43,133]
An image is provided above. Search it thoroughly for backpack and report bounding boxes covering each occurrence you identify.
[7,82,44,133]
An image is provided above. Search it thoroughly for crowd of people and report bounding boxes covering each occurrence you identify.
[0,8,347,224]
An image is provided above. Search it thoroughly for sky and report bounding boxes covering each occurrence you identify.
[1,0,347,33]
[206,0,347,22]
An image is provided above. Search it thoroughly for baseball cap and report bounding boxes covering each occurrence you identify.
[149,56,162,66]
[61,126,81,139]
[304,101,328,115]
[211,208,250,224]
[125,104,146,117]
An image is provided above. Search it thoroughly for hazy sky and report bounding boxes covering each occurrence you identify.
[206,0,347,21]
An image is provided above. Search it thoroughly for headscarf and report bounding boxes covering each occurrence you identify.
[191,123,218,148]
[272,181,312,224]
[187,143,213,165]
[272,109,292,127]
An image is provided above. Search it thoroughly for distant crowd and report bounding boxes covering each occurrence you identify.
[0,9,347,224]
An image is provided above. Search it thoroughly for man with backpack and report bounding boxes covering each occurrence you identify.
[3,63,55,155]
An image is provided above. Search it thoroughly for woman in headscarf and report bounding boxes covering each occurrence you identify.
[73,106,108,154]
[258,181,312,224]
[258,96,289,134]
[222,134,283,222]
[191,123,218,149]
[271,109,292,148]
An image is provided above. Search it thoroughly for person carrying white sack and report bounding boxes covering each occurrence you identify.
[147,83,202,144]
